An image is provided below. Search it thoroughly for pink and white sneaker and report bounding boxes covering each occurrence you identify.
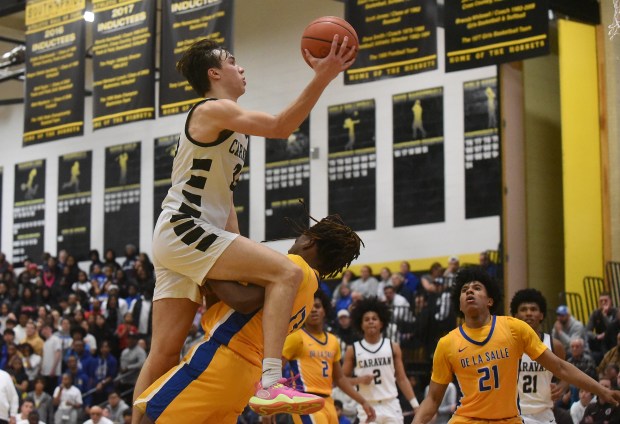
[248,377,325,416]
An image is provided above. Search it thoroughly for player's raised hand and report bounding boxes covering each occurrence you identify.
[304,34,357,79]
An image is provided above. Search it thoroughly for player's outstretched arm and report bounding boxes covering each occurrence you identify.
[536,349,620,405]
[332,360,376,422]
[412,381,448,424]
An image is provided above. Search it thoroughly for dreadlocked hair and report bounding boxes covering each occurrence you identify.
[288,211,363,279]
[350,296,391,334]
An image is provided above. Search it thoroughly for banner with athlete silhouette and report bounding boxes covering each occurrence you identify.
[393,87,445,226]
[463,77,501,218]
[265,119,310,241]
[13,160,46,267]
[345,0,438,84]
[153,134,178,227]
[23,0,85,145]
[328,100,376,231]
[159,0,234,117]
[104,142,141,253]
[57,151,92,260]
[235,140,250,238]
[92,0,156,129]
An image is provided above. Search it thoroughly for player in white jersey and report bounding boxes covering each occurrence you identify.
[342,297,419,423]
[510,288,567,424]
[133,37,357,424]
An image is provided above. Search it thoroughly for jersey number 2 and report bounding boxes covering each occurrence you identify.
[477,365,499,392]
[229,164,242,191]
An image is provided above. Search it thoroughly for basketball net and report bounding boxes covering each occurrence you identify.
[610,0,620,40]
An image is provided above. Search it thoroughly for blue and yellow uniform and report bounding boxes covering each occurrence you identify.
[431,315,548,424]
[283,328,342,424]
[135,254,318,424]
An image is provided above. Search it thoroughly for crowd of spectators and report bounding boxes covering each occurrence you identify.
[17,246,620,424]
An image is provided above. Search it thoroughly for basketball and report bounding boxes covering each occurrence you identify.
[301,16,358,67]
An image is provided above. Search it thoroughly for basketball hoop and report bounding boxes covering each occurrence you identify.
[610,0,620,40]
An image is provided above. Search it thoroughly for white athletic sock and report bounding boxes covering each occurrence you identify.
[261,357,282,388]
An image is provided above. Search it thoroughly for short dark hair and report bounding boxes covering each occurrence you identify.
[314,290,332,319]
[510,288,547,319]
[334,399,343,409]
[451,266,502,317]
[350,297,391,333]
[176,39,231,96]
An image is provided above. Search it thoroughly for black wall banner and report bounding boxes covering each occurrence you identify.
[104,142,141,254]
[265,120,310,241]
[23,0,85,145]
[13,160,46,266]
[393,87,445,227]
[328,100,376,231]
[159,0,234,117]
[345,0,437,84]
[153,134,178,226]
[235,144,250,238]
[463,77,501,219]
[92,0,156,129]
[445,0,549,72]
[57,151,92,260]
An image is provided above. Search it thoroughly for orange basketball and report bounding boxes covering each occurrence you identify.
[301,16,359,68]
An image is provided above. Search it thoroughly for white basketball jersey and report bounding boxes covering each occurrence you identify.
[160,98,248,229]
[353,338,397,401]
[518,332,554,415]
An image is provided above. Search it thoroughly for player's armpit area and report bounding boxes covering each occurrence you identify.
[206,279,265,314]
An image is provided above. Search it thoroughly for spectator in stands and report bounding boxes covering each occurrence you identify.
[334,399,352,424]
[443,256,460,279]
[568,337,597,379]
[90,315,114,356]
[40,324,62,394]
[121,245,138,281]
[376,267,392,301]
[596,331,620,377]
[423,381,457,424]
[103,249,121,274]
[604,308,620,352]
[16,398,35,423]
[0,302,10,333]
[21,343,41,386]
[8,355,29,394]
[71,271,92,298]
[400,261,420,294]
[332,270,356,307]
[79,321,97,355]
[128,286,152,338]
[13,288,37,319]
[19,410,44,424]
[420,262,444,295]
[88,250,103,275]
[1,328,16,369]
[389,272,414,305]
[28,377,53,424]
[383,284,412,324]
[334,309,356,350]
[63,339,92,374]
[553,305,588,353]
[118,333,145,395]
[586,292,617,363]
[13,313,29,343]
[83,406,113,424]
[479,250,498,278]
[350,265,379,299]
[603,364,619,389]
[334,283,353,314]
[56,318,73,355]
[52,373,82,424]
[121,409,131,424]
[0,253,11,275]
[106,391,129,424]
[20,322,43,356]
[114,313,137,352]
[91,339,118,405]
[579,377,620,423]
[64,356,89,400]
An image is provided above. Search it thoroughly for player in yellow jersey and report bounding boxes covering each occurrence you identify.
[413,267,620,424]
[134,214,363,423]
[278,290,376,424]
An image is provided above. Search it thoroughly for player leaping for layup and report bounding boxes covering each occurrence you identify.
[132,35,355,424]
